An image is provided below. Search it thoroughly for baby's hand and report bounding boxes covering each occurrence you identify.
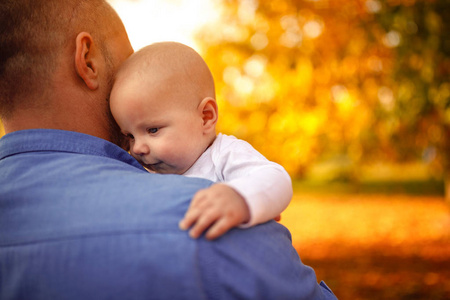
[179,183,250,240]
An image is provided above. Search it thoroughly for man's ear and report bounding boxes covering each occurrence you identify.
[198,97,218,134]
[75,32,100,90]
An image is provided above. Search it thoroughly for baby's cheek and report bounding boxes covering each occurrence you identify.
[161,145,182,162]
[162,145,190,168]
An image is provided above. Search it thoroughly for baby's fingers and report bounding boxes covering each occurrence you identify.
[205,217,235,240]
[179,191,208,230]
[179,206,201,231]
[188,211,219,239]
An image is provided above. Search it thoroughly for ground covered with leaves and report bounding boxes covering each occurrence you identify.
[280,193,450,299]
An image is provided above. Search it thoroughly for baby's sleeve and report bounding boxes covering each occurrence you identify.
[213,135,293,227]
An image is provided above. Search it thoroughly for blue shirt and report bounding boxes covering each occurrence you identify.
[0,129,336,300]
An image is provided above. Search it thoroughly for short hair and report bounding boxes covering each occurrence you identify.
[0,0,120,118]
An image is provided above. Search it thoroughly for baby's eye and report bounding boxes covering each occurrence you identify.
[147,128,159,134]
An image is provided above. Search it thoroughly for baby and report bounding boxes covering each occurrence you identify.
[110,42,293,240]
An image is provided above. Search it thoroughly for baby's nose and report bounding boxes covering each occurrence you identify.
[132,140,150,156]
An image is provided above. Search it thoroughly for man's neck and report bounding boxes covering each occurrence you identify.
[2,107,114,143]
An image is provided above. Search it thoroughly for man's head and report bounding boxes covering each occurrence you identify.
[0,0,133,143]
[110,42,218,174]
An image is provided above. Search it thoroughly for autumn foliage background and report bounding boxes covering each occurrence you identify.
[1,0,449,299]
[195,0,450,187]
[193,0,450,298]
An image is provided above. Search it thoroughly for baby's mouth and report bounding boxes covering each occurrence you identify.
[143,161,163,172]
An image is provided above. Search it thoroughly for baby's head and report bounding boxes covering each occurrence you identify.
[110,42,218,174]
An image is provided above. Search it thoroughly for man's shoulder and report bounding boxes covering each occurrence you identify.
[0,142,213,246]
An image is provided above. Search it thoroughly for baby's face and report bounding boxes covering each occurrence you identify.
[110,77,209,174]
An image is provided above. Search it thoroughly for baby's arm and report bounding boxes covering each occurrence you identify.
[218,136,293,228]
[179,183,250,240]
[180,134,293,239]
[226,162,292,228]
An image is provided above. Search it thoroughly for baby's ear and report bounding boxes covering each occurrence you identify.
[198,97,218,134]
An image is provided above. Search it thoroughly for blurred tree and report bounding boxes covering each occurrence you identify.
[373,0,450,200]
[194,0,450,200]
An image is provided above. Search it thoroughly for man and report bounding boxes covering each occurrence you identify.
[0,0,336,299]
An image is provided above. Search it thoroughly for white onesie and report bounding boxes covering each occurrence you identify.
[183,133,293,227]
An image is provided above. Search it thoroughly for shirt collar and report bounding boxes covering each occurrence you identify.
[0,129,145,171]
